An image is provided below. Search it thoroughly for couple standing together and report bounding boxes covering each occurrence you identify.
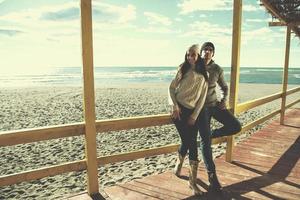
[169,42,242,196]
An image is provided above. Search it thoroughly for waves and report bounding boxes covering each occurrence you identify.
[0,67,299,87]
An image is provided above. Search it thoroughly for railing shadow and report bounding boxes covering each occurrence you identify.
[217,136,300,200]
[173,135,300,200]
[283,108,300,128]
[90,193,107,200]
[283,124,300,129]
[100,134,300,199]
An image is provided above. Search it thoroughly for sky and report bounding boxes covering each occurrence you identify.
[0,0,299,73]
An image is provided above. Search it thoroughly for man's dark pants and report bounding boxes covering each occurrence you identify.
[198,106,241,173]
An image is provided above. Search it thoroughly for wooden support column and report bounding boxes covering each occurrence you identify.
[280,25,291,124]
[226,0,242,162]
[80,0,99,195]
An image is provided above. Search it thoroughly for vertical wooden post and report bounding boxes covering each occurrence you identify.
[80,0,99,195]
[280,25,291,124]
[226,0,242,162]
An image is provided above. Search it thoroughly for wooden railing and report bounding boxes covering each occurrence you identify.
[0,86,299,187]
[0,0,299,196]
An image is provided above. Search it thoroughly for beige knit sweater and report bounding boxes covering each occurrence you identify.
[169,66,208,120]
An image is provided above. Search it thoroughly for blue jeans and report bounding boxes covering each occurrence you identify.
[208,106,242,138]
[173,104,198,161]
[198,106,241,173]
[208,106,241,138]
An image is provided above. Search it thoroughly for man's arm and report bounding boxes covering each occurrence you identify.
[217,68,228,109]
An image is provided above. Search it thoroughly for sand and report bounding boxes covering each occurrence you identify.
[0,83,299,200]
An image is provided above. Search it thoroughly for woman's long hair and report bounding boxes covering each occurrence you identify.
[178,53,208,82]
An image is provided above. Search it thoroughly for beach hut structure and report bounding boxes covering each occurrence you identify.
[0,0,299,199]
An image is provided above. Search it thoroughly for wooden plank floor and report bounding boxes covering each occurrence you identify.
[68,108,300,200]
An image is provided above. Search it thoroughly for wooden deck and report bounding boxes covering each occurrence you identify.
[67,108,300,200]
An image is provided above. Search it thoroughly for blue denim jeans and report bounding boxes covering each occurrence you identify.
[173,104,198,161]
[209,106,241,138]
[197,107,215,173]
[198,106,241,173]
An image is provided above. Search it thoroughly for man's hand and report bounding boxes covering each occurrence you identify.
[217,100,227,110]
[187,117,196,126]
[172,107,181,120]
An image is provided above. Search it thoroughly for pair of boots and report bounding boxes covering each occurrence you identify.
[173,154,202,195]
[174,154,222,195]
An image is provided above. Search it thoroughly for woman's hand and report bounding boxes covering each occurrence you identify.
[187,117,196,126]
[217,100,227,110]
[172,107,181,120]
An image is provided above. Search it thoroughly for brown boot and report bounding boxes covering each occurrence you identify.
[173,153,185,176]
[189,160,203,196]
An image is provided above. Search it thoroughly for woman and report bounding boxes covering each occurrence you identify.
[169,44,208,195]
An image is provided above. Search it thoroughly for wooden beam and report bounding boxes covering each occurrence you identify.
[0,123,84,147]
[0,160,86,187]
[0,136,229,187]
[97,139,227,166]
[96,114,172,133]
[0,114,172,147]
[212,136,228,145]
[236,86,300,115]
[236,92,282,114]
[269,21,300,27]
[240,109,281,134]
[97,137,227,166]
[227,0,243,163]
[80,0,99,194]
[97,144,179,166]
[280,26,291,124]
[286,99,300,109]
[269,21,286,26]
[286,86,300,96]
[229,0,242,111]
[2,84,299,148]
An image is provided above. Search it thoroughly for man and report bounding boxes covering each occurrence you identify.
[198,42,242,193]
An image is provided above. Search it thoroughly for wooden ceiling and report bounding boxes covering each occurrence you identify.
[261,0,300,37]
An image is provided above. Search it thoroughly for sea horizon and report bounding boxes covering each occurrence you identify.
[0,66,299,87]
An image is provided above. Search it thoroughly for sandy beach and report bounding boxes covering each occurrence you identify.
[0,83,299,200]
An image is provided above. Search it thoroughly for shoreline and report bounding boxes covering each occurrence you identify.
[0,82,299,88]
[0,83,299,199]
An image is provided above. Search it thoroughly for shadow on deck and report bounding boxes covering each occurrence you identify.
[67,108,300,200]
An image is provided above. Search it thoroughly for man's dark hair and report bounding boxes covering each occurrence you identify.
[201,42,215,54]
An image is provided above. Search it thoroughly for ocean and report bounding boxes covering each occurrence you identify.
[0,67,299,87]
